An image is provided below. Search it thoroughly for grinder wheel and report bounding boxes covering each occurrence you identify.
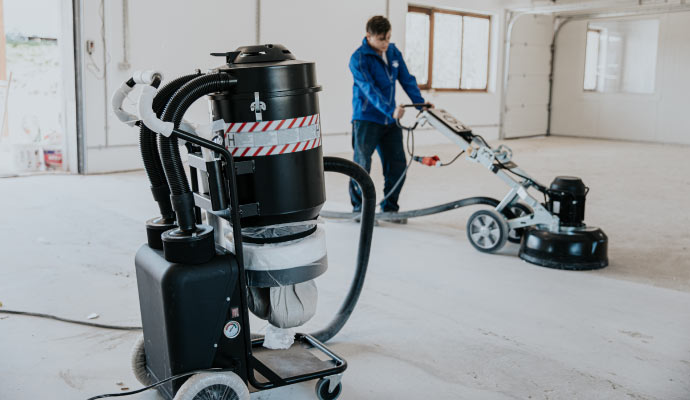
[466,209,509,253]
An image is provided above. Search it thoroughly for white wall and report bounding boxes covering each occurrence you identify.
[80,0,528,173]
[551,12,690,144]
[260,0,387,138]
[81,0,256,173]
[390,0,530,141]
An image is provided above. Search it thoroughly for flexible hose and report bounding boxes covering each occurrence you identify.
[310,156,376,343]
[159,73,236,231]
[139,72,201,220]
[159,73,236,195]
[321,196,501,221]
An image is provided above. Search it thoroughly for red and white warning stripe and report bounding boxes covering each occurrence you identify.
[225,114,319,134]
[230,137,323,157]
[223,113,322,157]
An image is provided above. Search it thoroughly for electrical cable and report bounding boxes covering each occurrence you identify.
[376,126,415,207]
[85,368,234,399]
[0,309,142,331]
[439,150,465,167]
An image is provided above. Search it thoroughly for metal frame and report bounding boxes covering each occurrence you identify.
[72,0,86,173]
[171,127,346,394]
[418,109,559,232]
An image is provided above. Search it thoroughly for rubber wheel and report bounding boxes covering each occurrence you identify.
[173,372,249,400]
[466,209,509,253]
[315,378,343,400]
[502,203,532,244]
[131,335,153,386]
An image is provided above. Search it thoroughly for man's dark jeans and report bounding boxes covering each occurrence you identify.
[349,120,406,212]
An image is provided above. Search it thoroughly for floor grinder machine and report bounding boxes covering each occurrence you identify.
[106,44,376,400]
[325,106,608,271]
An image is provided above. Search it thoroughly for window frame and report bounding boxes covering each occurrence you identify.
[407,5,491,92]
[583,27,602,92]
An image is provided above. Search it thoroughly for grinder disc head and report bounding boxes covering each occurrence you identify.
[519,226,608,270]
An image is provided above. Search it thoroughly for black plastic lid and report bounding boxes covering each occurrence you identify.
[550,176,587,196]
[211,44,296,65]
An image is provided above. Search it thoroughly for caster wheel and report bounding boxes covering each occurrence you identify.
[502,203,532,244]
[467,209,509,253]
[173,372,249,400]
[315,377,342,400]
[131,335,153,386]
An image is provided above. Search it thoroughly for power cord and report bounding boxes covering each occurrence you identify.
[376,126,416,206]
[439,150,465,167]
[86,368,234,399]
[0,309,142,331]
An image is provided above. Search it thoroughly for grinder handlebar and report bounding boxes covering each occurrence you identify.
[400,103,433,109]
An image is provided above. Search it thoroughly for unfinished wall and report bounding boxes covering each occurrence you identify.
[81,0,256,173]
[389,0,531,142]
[80,0,529,173]
[551,12,690,144]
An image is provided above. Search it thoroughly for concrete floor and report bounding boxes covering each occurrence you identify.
[1,136,689,399]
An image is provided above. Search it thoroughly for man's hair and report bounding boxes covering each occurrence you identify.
[366,16,391,36]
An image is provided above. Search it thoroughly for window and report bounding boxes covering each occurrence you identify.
[405,6,490,91]
[582,19,659,94]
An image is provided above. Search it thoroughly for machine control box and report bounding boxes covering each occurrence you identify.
[426,109,473,141]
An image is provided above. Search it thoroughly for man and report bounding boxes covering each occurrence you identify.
[349,15,429,223]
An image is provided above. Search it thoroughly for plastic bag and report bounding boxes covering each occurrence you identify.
[247,280,318,329]
[262,324,295,350]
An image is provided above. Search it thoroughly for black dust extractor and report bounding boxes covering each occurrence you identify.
[519,176,608,270]
[106,44,377,400]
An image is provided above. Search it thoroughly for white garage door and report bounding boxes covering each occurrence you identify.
[504,14,553,139]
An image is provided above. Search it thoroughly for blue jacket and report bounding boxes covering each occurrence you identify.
[350,38,425,125]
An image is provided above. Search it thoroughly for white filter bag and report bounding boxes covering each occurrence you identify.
[248,280,318,329]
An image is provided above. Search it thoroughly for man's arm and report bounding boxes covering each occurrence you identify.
[349,52,396,117]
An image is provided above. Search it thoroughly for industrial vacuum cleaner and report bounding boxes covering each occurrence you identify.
[102,44,376,400]
[325,106,608,271]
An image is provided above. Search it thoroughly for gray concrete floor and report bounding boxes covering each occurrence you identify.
[1,137,689,399]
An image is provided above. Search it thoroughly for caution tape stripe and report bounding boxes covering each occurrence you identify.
[223,113,322,157]
[230,137,322,158]
[225,114,319,134]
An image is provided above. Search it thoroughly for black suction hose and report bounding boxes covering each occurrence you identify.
[159,73,237,232]
[321,196,501,221]
[311,156,376,343]
[139,72,201,221]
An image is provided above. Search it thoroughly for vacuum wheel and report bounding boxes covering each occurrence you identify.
[173,372,250,400]
[131,335,153,386]
[315,377,343,400]
[502,203,532,244]
[466,209,509,253]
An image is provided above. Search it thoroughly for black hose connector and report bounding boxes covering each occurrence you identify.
[311,157,376,343]
[170,192,197,233]
[139,72,202,221]
[158,73,236,232]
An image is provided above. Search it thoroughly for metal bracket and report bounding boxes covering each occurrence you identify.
[239,203,260,218]
[327,373,343,393]
[250,91,266,121]
[234,160,255,175]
